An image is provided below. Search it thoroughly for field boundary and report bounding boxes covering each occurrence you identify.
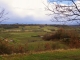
[0,48,79,56]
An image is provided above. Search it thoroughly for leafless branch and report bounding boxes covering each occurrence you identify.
[0,8,8,23]
[45,0,80,25]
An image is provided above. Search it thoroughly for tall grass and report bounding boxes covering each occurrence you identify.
[1,49,80,60]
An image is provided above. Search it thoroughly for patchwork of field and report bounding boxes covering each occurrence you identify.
[0,25,59,51]
[0,25,58,43]
[0,25,80,60]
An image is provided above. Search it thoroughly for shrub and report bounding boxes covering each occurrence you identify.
[14,45,25,53]
[0,39,12,54]
[43,28,70,41]
[43,34,52,41]
[44,43,51,50]
[43,28,80,48]
[69,39,80,48]
[0,39,28,54]
[54,28,70,39]
[62,30,80,47]
[13,43,28,53]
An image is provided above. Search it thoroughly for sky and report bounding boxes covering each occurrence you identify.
[0,0,79,24]
[0,0,52,24]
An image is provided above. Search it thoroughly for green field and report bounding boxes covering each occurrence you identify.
[0,25,58,45]
[0,25,69,51]
[0,25,80,60]
[0,49,80,60]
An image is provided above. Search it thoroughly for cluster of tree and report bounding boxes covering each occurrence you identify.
[0,24,19,29]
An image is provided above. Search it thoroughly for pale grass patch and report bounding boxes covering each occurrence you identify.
[28,48,80,54]
[0,48,79,57]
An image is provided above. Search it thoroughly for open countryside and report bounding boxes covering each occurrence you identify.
[0,24,80,60]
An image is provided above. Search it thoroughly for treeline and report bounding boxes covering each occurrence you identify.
[0,24,79,29]
[0,24,19,29]
[0,24,70,29]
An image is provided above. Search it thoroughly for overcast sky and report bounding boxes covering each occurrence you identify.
[0,0,51,24]
[0,0,79,24]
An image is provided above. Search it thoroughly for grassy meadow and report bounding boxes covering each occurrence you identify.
[0,49,80,60]
[0,24,80,60]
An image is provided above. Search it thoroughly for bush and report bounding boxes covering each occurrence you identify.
[43,28,79,40]
[43,28,70,41]
[0,40,12,54]
[12,43,28,53]
[14,45,25,53]
[43,28,80,48]
[69,39,80,48]
[54,28,70,39]
[0,39,29,55]
[44,43,51,50]
[43,34,52,41]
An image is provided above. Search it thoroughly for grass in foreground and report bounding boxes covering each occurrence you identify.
[1,49,80,60]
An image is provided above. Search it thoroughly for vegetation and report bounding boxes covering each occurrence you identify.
[0,49,80,60]
[43,27,80,48]
[0,24,80,60]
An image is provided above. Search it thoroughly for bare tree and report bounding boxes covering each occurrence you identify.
[44,0,80,25]
[0,8,9,23]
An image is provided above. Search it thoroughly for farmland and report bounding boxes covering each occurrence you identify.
[0,24,80,60]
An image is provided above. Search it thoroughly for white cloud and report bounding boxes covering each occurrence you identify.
[0,0,79,24]
[0,0,51,21]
